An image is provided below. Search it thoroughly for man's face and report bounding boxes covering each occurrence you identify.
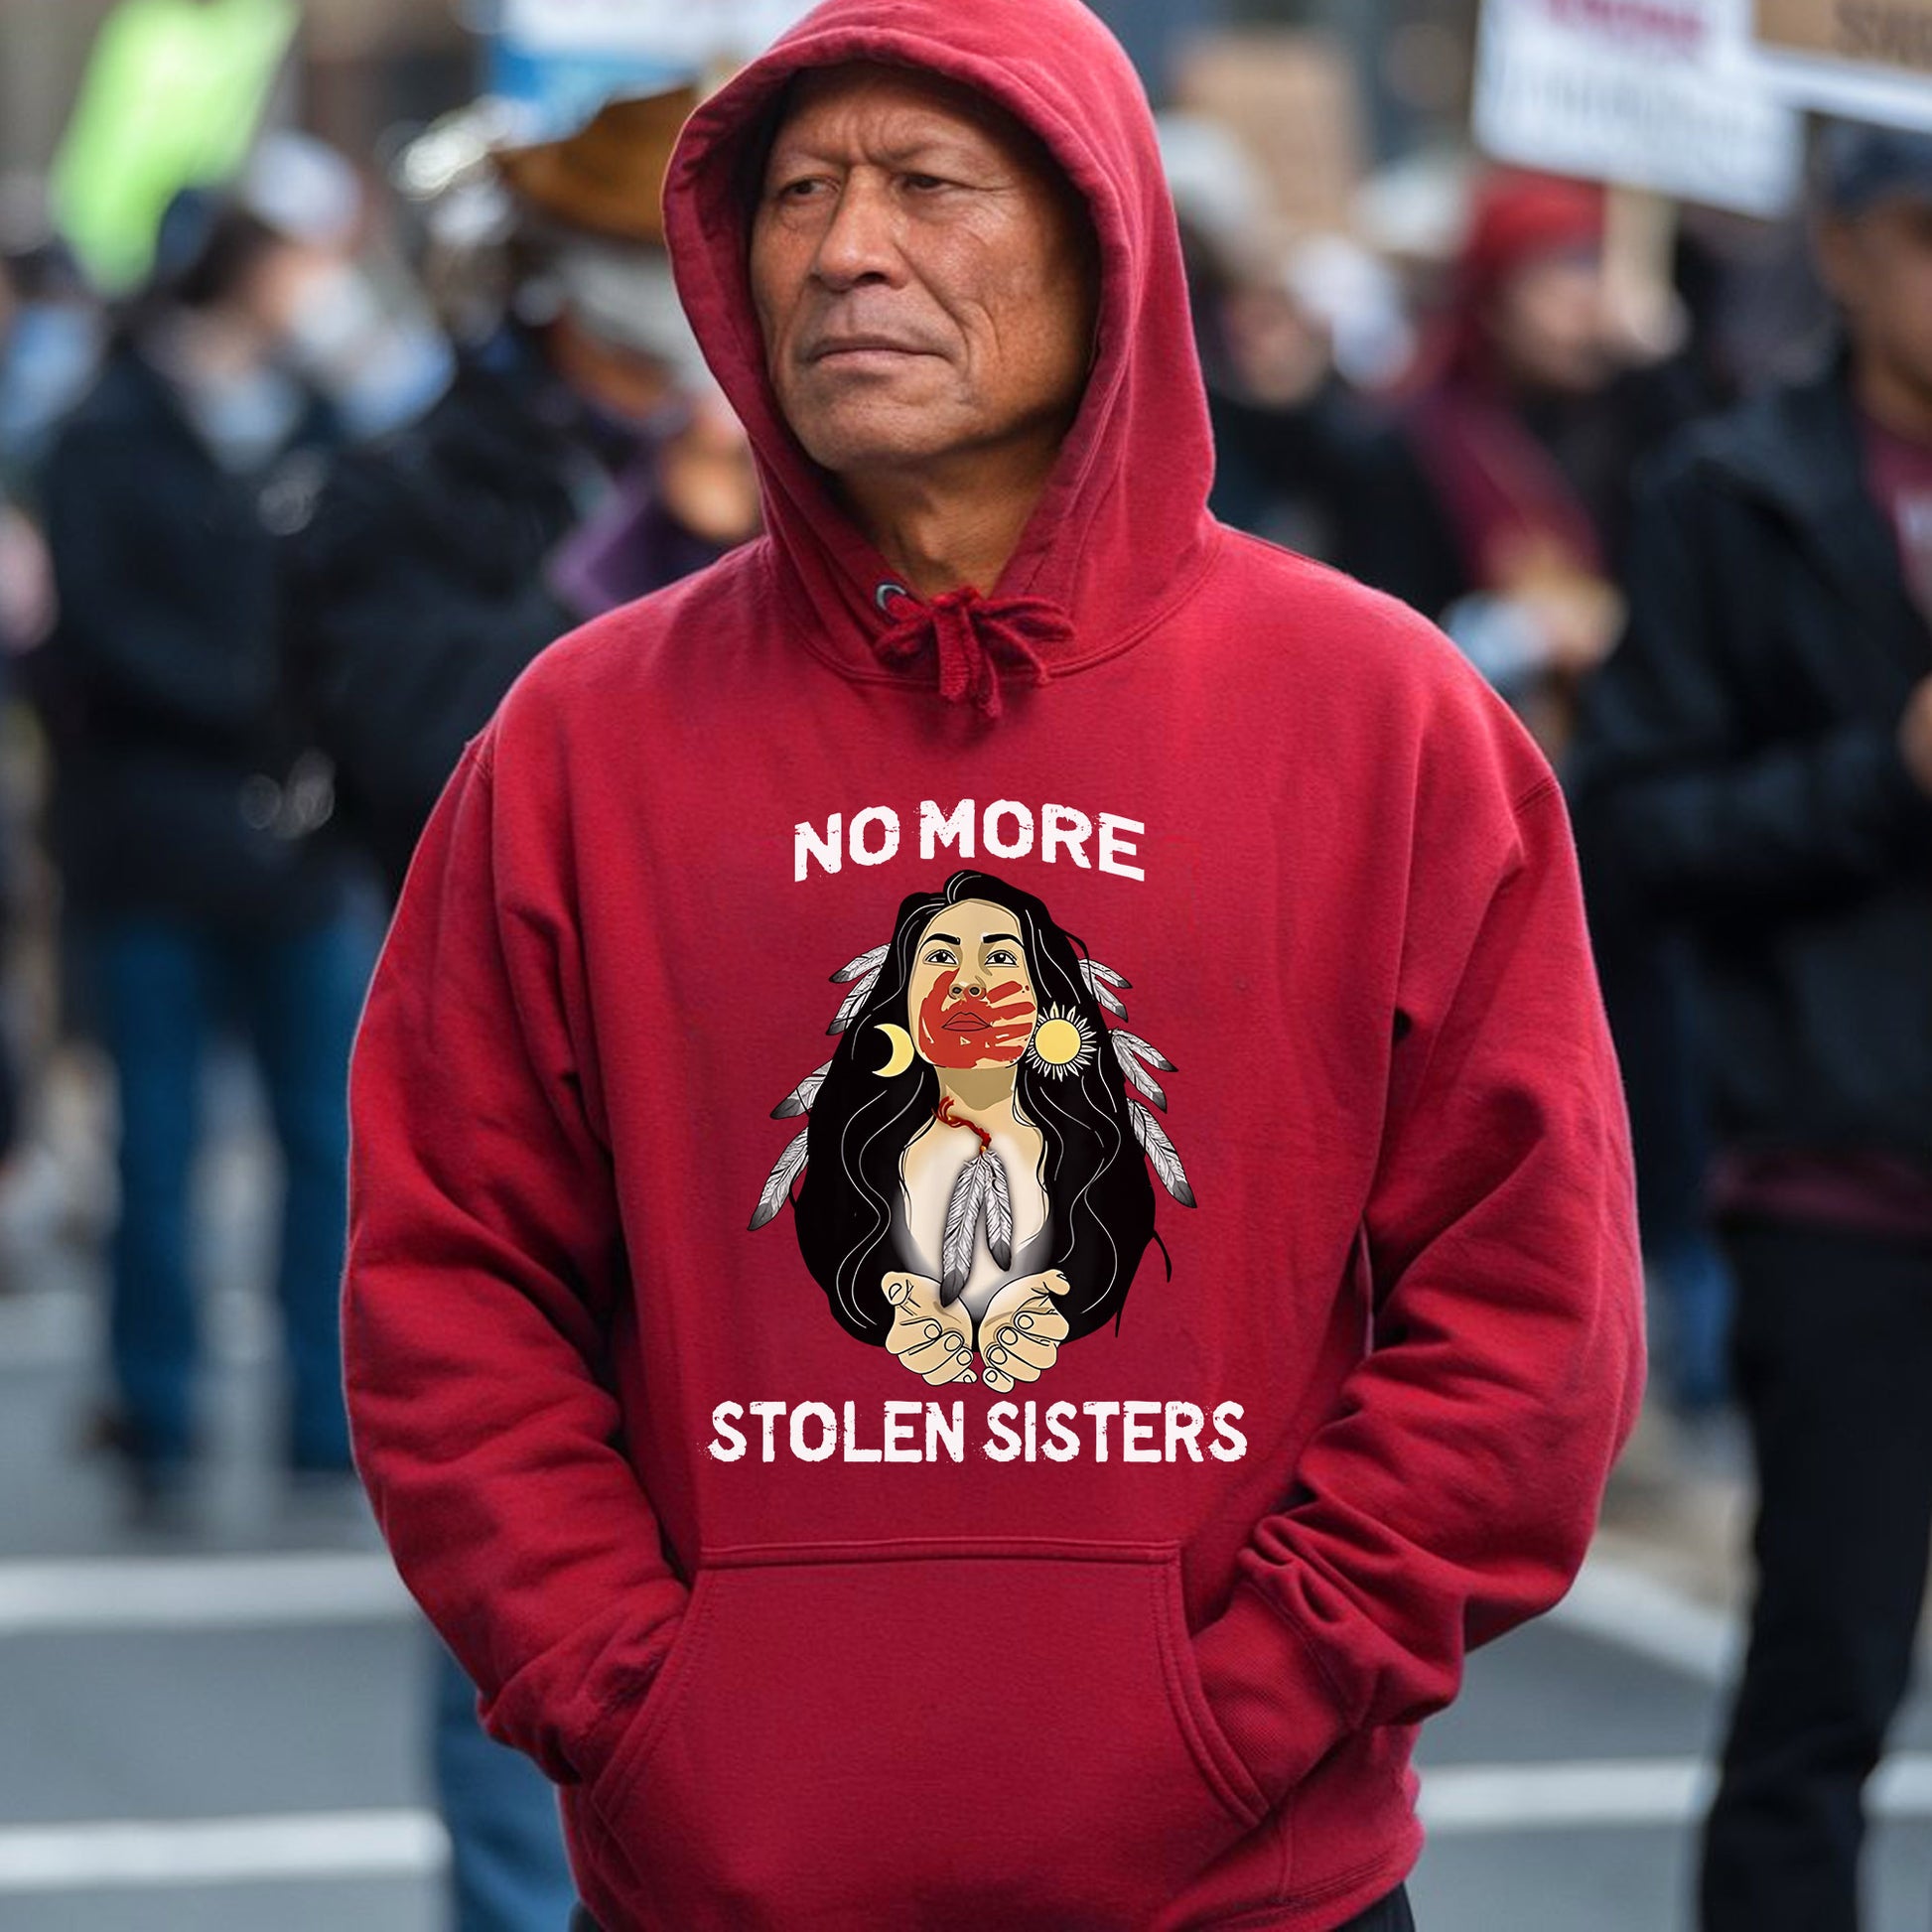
[1819,195,1932,401]
[1485,246,1611,396]
[907,898,1038,1072]
[749,63,1100,484]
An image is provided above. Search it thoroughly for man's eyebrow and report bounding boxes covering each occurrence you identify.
[763,135,999,177]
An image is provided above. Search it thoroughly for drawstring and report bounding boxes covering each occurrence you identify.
[871,584,1071,721]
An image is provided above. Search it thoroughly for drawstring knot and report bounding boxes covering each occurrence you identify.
[872,584,1070,720]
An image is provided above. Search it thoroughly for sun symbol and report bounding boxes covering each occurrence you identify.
[1028,1001,1099,1079]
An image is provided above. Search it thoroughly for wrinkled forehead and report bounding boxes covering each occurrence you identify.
[758,59,1084,208]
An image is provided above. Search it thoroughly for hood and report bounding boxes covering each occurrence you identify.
[660,0,1217,724]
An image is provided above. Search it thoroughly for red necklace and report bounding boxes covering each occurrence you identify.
[934,1093,993,1149]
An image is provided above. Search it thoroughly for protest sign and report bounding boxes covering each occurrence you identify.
[1475,0,1804,214]
[501,0,814,65]
[1752,0,1932,130]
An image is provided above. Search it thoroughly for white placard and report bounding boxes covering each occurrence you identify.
[1474,0,1805,215]
[1751,0,1932,132]
[502,0,816,62]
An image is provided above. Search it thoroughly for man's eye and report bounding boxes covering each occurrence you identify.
[987,949,1018,966]
[924,948,957,966]
[903,174,951,193]
[773,177,826,203]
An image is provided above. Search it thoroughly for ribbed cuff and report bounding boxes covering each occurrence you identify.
[483,1597,687,1789]
[1191,1578,1355,1810]
[568,1606,690,1789]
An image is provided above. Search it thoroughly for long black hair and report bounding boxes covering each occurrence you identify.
[792,870,1161,1348]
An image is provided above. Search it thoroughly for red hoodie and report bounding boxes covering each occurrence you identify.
[342,3,1648,1928]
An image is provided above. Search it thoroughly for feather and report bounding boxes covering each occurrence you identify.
[833,943,890,984]
[1111,1031,1168,1111]
[940,1152,989,1304]
[1130,1102,1196,1207]
[1079,958,1130,1020]
[827,965,882,1035]
[982,1148,1014,1269]
[771,1060,833,1119]
[749,1126,809,1230]
[1083,958,1132,990]
[1111,1027,1175,1073]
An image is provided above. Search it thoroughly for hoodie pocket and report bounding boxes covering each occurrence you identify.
[587,1536,1271,1932]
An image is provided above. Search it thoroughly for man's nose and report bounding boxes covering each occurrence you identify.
[811,173,902,290]
[953,973,984,997]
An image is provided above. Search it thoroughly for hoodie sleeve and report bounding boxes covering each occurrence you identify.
[1191,768,1647,1810]
[343,725,689,1788]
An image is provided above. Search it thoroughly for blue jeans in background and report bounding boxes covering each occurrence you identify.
[435,1634,579,1932]
[89,898,381,1472]
[1651,1222,1736,1416]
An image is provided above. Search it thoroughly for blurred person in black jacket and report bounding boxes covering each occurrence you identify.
[283,86,759,900]
[1570,121,1932,1932]
[36,149,387,1526]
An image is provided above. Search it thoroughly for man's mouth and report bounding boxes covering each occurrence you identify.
[809,336,929,362]
[942,1011,991,1032]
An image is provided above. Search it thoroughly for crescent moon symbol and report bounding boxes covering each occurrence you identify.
[872,1023,915,1077]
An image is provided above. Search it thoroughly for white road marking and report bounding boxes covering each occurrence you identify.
[1419,1754,1932,1834]
[1421,1757,1715,1832]
[1544,1548,1741,1684]
[6,1755,1932,1889]
[0,1812,448,1891]
[0,1283,270,1371]
[0,1553,412,1634]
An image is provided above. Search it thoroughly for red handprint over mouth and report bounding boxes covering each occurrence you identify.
[915,969,1036,1068]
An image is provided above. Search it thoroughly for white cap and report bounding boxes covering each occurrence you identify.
[238,131,363,250]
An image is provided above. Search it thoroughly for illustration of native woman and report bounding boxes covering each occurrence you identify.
[750,869,1194,1392]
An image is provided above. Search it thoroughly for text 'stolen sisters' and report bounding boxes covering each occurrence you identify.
[340,0,1648,1927]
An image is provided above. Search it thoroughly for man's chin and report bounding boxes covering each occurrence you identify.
[790,399,969,476]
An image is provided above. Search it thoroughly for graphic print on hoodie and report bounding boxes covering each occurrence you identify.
[751,869,1196,1381]
[341,2,1648,1930]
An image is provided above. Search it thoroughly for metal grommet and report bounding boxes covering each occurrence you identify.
[875,580,912,613]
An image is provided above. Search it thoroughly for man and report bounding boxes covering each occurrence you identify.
[1571,122,1932,1932]
[343,4,1646,1929]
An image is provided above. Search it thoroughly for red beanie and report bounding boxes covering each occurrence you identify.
[1459,169,1606,303]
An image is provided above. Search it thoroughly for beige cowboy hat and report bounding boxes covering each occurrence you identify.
[492,85,700,246]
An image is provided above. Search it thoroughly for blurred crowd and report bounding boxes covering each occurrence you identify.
[0,3,1930,1930]
[0,37,767,1930]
